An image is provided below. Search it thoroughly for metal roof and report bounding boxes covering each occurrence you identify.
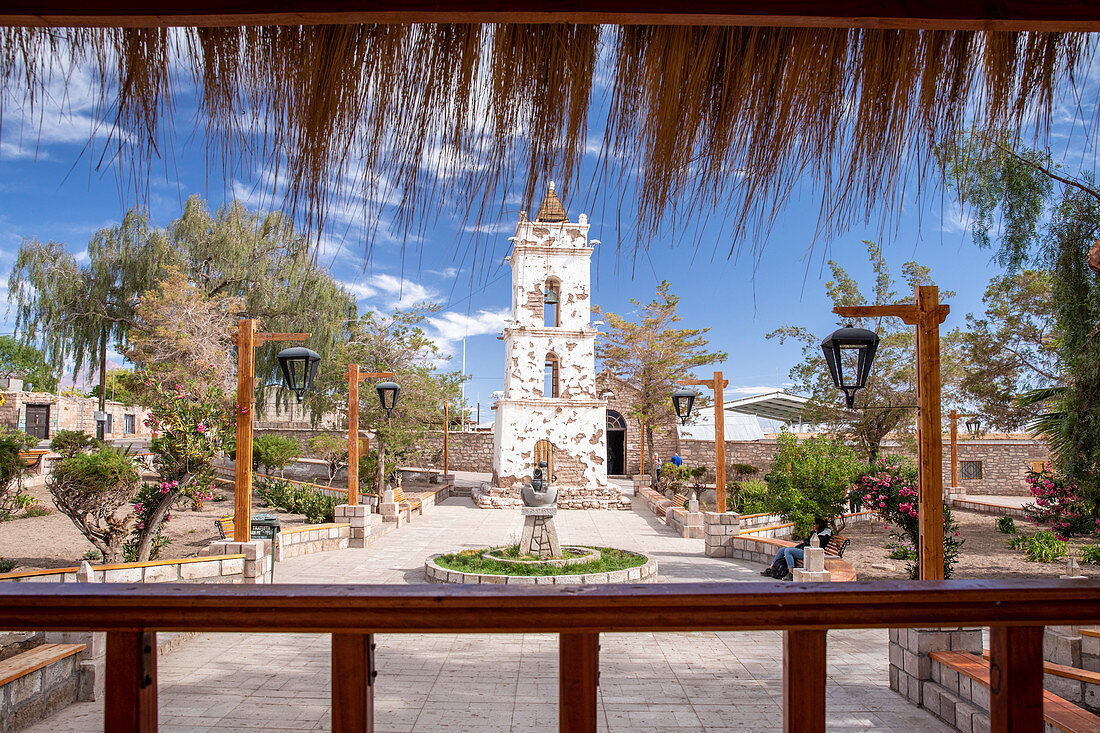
[677,410,765,442]
[723,391,809,424]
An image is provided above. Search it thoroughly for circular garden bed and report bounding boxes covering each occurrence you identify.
[426,545,657,585]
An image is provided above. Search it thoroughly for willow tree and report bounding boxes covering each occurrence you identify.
[938,133,1100,515]
[9,196,355,417]
[311,304,463,491]
[9,211,175,436]
[595,281,726,476]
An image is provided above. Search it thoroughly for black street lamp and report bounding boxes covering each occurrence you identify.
[965,416,981,437]
[376,381,401,417]
[821,325,880,408]
[276,346,321,403]
[671,387,698,425]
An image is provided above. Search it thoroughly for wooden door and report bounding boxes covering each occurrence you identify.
[534,439,554,482]
[25,404,50,440]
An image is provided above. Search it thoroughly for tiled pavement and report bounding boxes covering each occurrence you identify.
[27,479,950,732]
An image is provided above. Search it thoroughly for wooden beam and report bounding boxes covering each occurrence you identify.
[5,0,1100,30]
[783,630,826,733]
[833,304,920,325]
[233,318,256,543]
[254,332,311,346]
[949,409,958,491]
[915,286,948,580]
[713,370,727,513]
[989,626,1044,732]
[332,633,375,733]
[105,631,157,733]
[2,580,1099,635]
[443,402,449,477]
[559,633,598,733]
[348,364,360,506]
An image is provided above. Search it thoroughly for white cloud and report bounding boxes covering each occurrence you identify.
[427,308,511,358]
[461,221,514,235]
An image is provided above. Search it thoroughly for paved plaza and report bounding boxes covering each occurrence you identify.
[29,479,950,732]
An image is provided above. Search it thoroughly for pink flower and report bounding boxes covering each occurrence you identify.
[196,422,207,433]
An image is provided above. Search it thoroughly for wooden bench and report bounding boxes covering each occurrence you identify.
[932,650,1100,733]
[981,648,1100,690]
[793,535,850,568]
[655,493,688,518]
[0,643,86,687]
[215,515,235,539]
[393,486,422,515]
[18,450,48,470]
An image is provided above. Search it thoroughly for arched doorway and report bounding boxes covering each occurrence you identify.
[606,410,626,476]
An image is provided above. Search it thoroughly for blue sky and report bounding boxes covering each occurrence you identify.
[0,51,1096,418]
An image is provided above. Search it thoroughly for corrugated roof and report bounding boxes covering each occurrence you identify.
[677,410,765,442]
[724,391,809,424]
[534,181,568,223]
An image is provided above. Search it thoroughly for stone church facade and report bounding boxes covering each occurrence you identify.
[481,183,622,509]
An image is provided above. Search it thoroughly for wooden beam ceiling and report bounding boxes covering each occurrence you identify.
[3,0,1100,30]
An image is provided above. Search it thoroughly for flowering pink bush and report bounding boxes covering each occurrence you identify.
[1024,463,1095,538]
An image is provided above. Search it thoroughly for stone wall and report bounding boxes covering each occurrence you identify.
[0,390,153,443]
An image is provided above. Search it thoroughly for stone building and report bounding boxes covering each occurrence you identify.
[485,182,618,509]
[0,376,153,444]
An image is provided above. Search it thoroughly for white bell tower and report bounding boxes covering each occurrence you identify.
[485,182,617,509]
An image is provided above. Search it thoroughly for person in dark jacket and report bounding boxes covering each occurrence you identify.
[761,517,832,579]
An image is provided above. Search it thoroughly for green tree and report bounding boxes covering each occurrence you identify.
[308,433,348,484]
[959,270,1060,431]
[312,304,464,491]
[86,369,143,406]
[252,434,301,476]
[763,432,863,538]
[769,242,962,463]
[937,132,1100,518]
[595,281,726,476]
[0,337,58,393]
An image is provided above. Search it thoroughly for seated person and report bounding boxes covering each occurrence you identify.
[761,517,833,579]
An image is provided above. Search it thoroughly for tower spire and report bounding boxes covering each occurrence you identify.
[534,181,568,223]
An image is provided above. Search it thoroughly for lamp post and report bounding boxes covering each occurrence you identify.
[675,371,730,511]
[820,325,879,408]
[233,319,314,543]
[947,410,981,494]
[345,366,395,505]
[443,402,449,477]
[833,285,950,580]
[374,381,401,490]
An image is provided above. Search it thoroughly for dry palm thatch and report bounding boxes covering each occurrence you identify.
[0,26,1091,258]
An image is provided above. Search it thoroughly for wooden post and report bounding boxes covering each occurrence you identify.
[443,402,449,476]
[714,370,726,512]
[989,626,1045,732]
[348,364,360,506]
[782,629,826,733]
[835,285,949,580]
[949,409,958,491]
[639,420,646,477]
[915,285,945,580]
[559,633,598,733]
[105,631,157,733]
[332,633,375,733]
[234,318,256,542]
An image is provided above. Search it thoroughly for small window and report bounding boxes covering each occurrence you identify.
[124,414,136,434]
[104,414,113,434]
[543,355,560,398]
[960,461,983,480]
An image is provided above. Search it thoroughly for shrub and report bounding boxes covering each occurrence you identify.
[50,430,95,457]
[1022,530,1067,563]
[885,533,917,561]
[657,463,689,495]
[1023,463,1094,538]
[0,558,15,573]
[0,434,27,521]
[22,502,49,518]
[730,478,770,514]
[996,516,1017,534]
[308,434,349,484]
[853,455,964,578]
[49,448,141,562]
[254,476,338,523]
[0,428,39,452]
[358,451,381,495]
[763,433,861,537]
[728,462,759,478]
[253,435,301,476]
[1080,545,1100,565]
[82,548,103,562]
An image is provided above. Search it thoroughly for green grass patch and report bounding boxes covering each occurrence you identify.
[434,545,647,576]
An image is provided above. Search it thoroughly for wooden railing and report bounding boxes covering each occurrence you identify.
[0,579,1097,732]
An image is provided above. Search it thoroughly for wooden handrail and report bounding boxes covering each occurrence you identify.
[0,580,1098,633]
[1,580,1096,733]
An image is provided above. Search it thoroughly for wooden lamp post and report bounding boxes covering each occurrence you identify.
[674,371,730,511]
[443,402,449,476]
[232,318,313,543]
[345,365,395,505]
[948,410,980,493]
[833,285,950,580]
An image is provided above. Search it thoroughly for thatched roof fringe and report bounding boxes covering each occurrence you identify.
[0,26,1091,256]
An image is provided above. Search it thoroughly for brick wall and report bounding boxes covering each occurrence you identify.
[0,391,153,442]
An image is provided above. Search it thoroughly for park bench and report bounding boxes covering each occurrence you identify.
[793,535,850,568]
[932,650,1100,732]
[392,485,423,515]
[655,493,689,518]
[18,450,48,470]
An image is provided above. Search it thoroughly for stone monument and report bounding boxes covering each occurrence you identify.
[791,534,831,582]
[519,461,562,559]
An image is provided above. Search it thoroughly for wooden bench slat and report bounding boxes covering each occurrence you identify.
[931,651,1100,733]
[982,650,1100,686]
[1080,629,1100,639]
[0,643,86,687]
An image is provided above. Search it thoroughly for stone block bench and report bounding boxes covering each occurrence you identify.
[0,642,85,730]
[929,650,1100,732]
